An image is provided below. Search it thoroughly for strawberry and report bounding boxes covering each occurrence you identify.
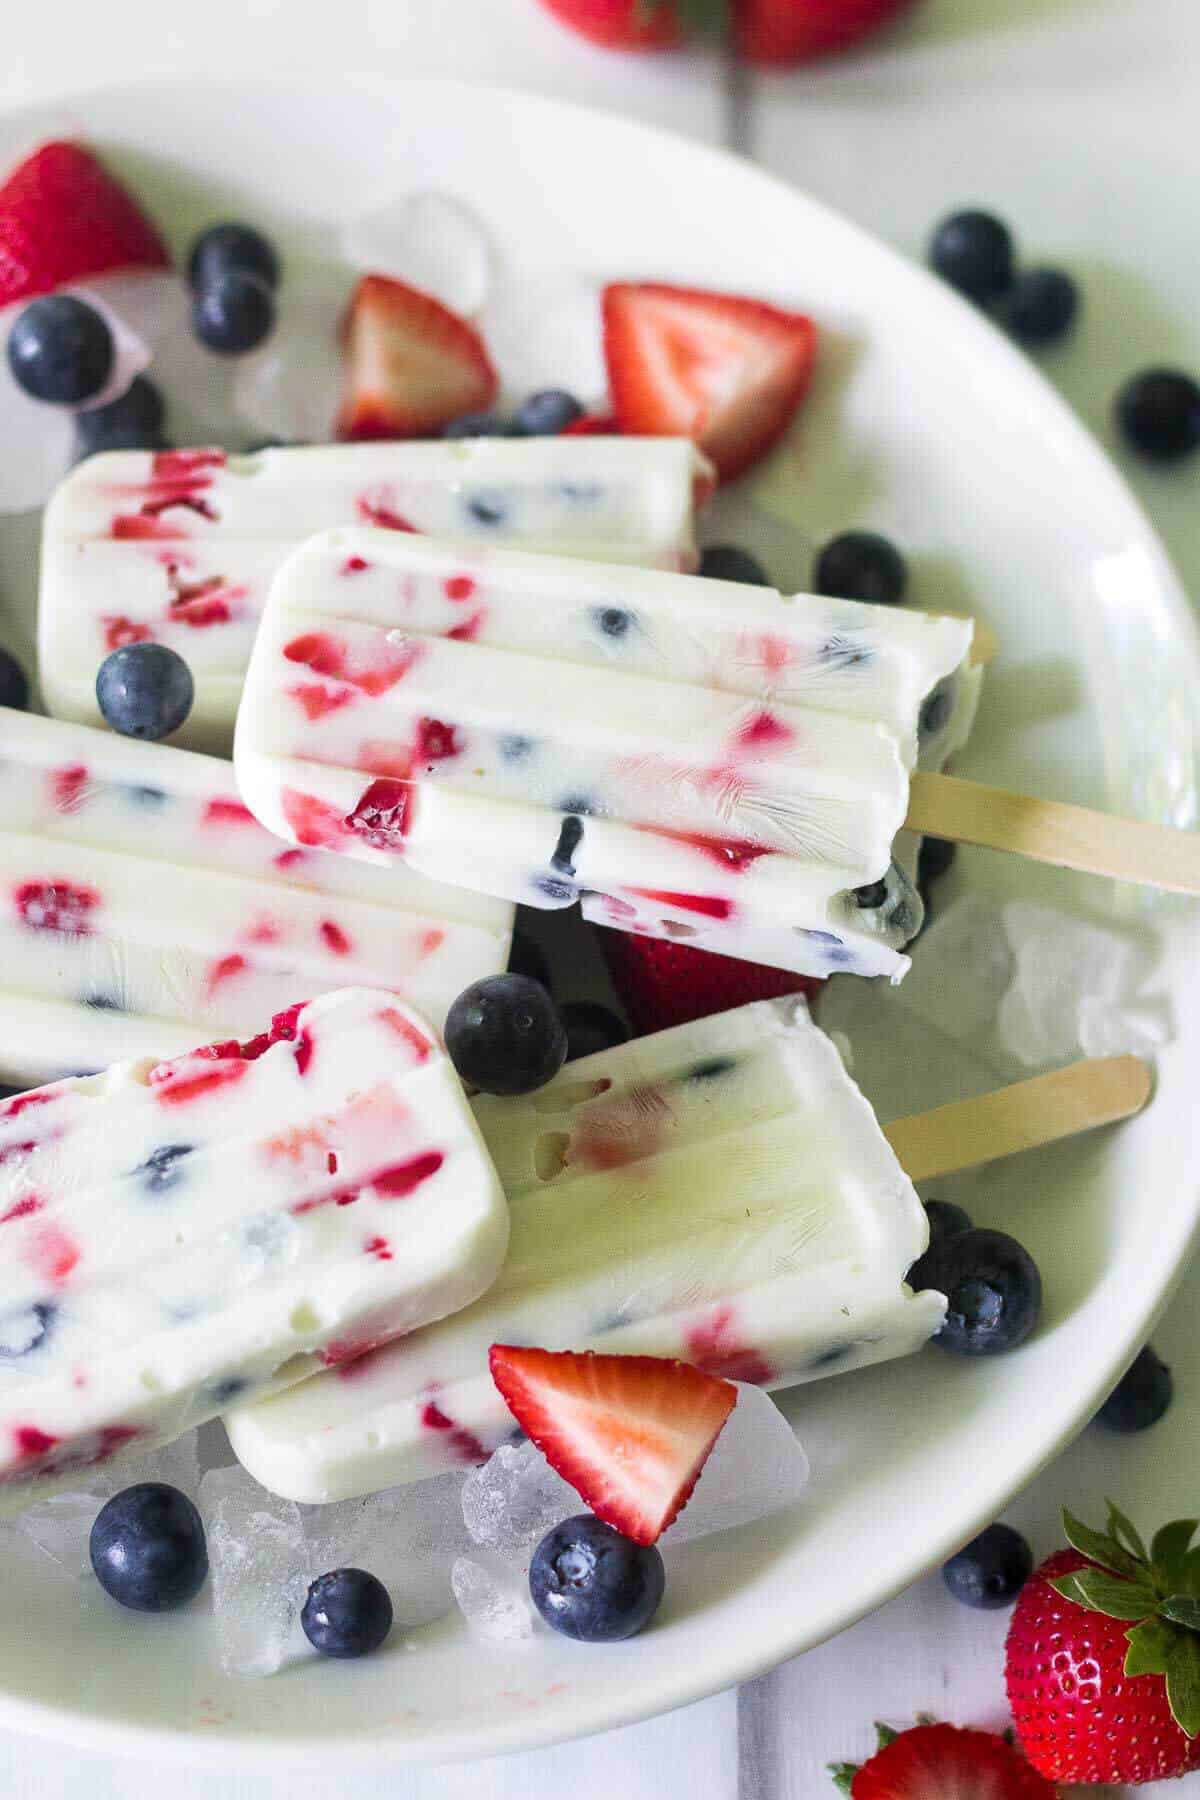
[538,0,686,48]
[1005,1502,1200,1783]
[828,1721,1056,1799]
[596,924,822,1035]
[602,282,817,483]
[336,274,499,442]
[733,0,920,66]
[0,140,169,308]
[488,1344,736,1546]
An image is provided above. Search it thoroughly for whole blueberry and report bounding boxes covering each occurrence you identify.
[917,835,957,887]
[1095,1344,1173,1433]
[7,294,114,404]
[0,649,29,712]
[853,878,890,910]
[301,1568,393,1659]
[1005,268,1079,346]
[560,1000,630,1062]
[445,973,567,1096]
[75,376,167,454]
[192,271,275,355]
[90,1482,208,1612]
[815,531,908,607]
[929,210,1016,305]
[135,1142,194,1195]
[96,643,194,741]
[443,412,513,440]
[699,544,769,586]
[1116,369,1200,463]
[530,1515,665,1643]
[512,390,584,436]
[923,1198,973,1250]
[942,1522,1033,1610]
[911,1227,1042,1356]
[187,222,281,292]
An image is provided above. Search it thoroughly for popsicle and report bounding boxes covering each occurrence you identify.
[226,996,1150,1504]
[0,987,509,1512]
[39,439,712,752]
[0,706,512,1089]
[233,530,981,984]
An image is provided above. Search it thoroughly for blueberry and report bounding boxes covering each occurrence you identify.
[698,544,769,586]
[507,923,552,992]
[942,1523,1032,1610]
[923,1198,973,1250]
[83,990,122,1011]
[0,649,29,712]
[208,1376,249,1405]
[301,1568,393,1658]
[512,390,584,436]
[1005,268,1079,346]
[530,1515,665,1642]
[910,1227,1042,1356]
[96,643,194,740]
[917,835,957,887]
[467,490,508,526]
[187,222,280,292]
[919,679,955,739]
[445,973,568,1096]
[90,1483,208,1612]
[135,1143,194,1195]
[593,606,633,638]
[1116,369,1200,463]
[560,1001,629,1062]
[192,271,275,356]
[7,295,114,404]
[499,732,536,762]
[688,1056,737,1082]
[929,210,1016,305]
[125,784,167,809]
[74,428,170,466]
[0,1300,54,1359]
[1095,1344,1173,1433]
[853,879,890,909]
[75,376,166,453]
[443,413,514,440]
[815,532,908,607]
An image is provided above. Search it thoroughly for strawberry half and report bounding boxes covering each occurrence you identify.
[0,141,169,308]
[830,1721,1056,1800]
[336,274,499,441]
[602,282,817,483]
[734,0,920,67]
[596,924,822,1035]
[488,1345,736,1546]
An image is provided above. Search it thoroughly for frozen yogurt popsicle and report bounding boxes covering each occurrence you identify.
[40,440,712,752]
[0,987,509,1512]
[0,707,512,1089]
[233,529,979,983]
[226,996,946,1503]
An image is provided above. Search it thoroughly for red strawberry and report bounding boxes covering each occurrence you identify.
[734,0,920,66]
[596,924,821,1035]
[336,275,499,442]
[1005,1504,1200,1783]
[603,283,817,483]
[538,0,686,49]
[0,141,169,308]
[829,1721,1056,1799]
[488,1345,736,1546]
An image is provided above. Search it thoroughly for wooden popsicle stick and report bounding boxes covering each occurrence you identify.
[905,770,1200,896]
[884,1054,1152,1184]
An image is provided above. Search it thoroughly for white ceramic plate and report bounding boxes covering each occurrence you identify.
[0,75,1197,1769]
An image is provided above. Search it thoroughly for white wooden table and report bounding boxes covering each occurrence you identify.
[3,3,1197,1793]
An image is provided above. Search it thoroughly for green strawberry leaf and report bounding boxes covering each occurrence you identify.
[1125,1616,1183,1678]
[1161,1596,1200,1632]
[675,0,729,35]
[827,1763,858,1795]
[1152,1519,1199,1589]
[1177,1547,1200,1597]
[1166,1629,1200,1739]
[1062,1508,1142,1579]
[1051,1569,1157,1620]
[1107,1499,1149,1566]
[874,1724,898,1750]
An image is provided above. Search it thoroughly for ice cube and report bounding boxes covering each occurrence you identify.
[300,1470,468,1631]
[997,899,1167,1067]
[92,1426,202,1502]
[481,274,608,411]
[896,896,1016,1047]
[461,1441,577,1556]
[233,267,350,445]
[341,190,492,318]
[452,1553,535,1645]
[199,1463,307,1677]
[18,1491,99,1584]
[665,1384,808,1545]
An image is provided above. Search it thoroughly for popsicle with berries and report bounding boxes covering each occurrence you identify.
[227,994,1149,1502]
[40,439,712,751]
[0,987,508,1512]
[234,529,980,982]
[0,707,511,1088]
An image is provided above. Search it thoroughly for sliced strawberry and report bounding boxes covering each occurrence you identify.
[602,282,816,483]
[0,141,169,308]
[734,0,919,67]
[489,1345,735,1546]
[845,1722,1057,1800]
[596,925,821,1035]
[336,275,499,442]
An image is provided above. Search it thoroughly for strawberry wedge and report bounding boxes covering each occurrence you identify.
[489,1345,737,1545]
[602,282,817,483]
[0,140,170,307]
[337,274,499,441]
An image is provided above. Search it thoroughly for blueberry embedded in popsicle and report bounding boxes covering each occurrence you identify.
[0,1300,55,1360]
[134,1143,195,1196]
[465,488,509,526]
[592,605,634,639]
[535,813,585,904]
